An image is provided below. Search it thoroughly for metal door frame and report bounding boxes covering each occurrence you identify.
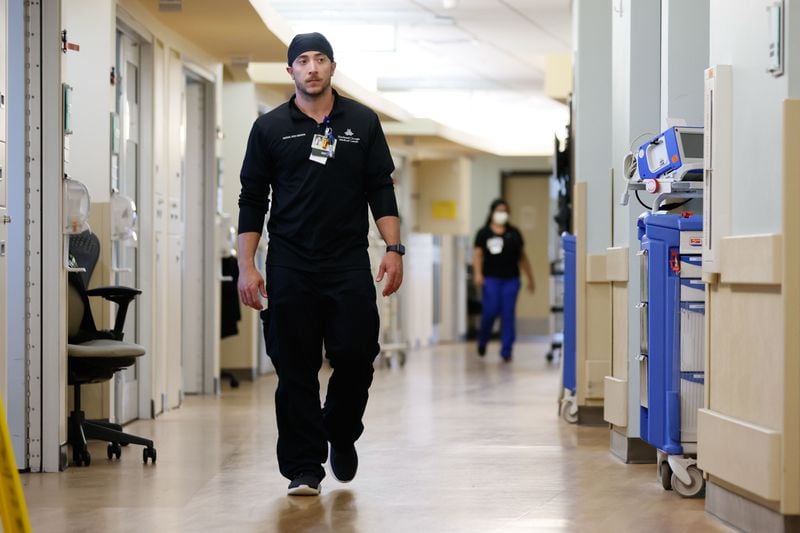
[113,26,143,424]
[117,10,155,420]
[182,65,219,395]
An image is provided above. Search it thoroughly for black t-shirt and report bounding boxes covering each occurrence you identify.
[474,225,524,279]
[237,90,398,272]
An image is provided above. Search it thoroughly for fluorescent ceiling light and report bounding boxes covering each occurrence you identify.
[291,22,397,53]
[442,0,459,9]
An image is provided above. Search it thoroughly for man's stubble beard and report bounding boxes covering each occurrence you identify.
[295,76,331,99]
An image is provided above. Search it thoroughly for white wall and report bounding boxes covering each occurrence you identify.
[219,79,261,372]
[790,0,800,98]
[469,155,551,236]
[661,0,709,127]
[414,158,471,236]
[62,0,115,202]
[572,0,613,255]
[610,0,662,438]
[709,0,791,235]
[222,80,260,218]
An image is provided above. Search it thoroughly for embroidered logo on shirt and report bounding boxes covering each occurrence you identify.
[338,128,360,143]
[282,133,307,140]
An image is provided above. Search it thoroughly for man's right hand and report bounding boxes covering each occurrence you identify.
[238,266,268,310]
[474,272,485,289]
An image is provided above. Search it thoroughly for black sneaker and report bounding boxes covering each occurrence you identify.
[477,345,486,357]
[330,443,358,483]
[287,473,321,496]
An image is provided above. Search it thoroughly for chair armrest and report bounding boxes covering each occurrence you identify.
[85,286,142,340]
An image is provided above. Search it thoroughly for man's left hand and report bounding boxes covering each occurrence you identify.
[376,252,404,296]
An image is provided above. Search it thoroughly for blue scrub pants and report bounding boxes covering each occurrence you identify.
[478,276,521,358]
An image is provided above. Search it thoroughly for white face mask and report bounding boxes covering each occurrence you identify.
[492,211,509,225]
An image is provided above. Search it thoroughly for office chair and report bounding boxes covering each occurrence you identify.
[67,230,157,466]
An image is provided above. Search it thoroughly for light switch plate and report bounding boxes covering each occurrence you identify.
[767,1,784,77]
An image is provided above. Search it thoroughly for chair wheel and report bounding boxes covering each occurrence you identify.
[107,443,122,460]
[143,447,157,464]
[77,450,91,467]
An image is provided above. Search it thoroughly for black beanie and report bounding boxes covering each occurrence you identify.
[287,32,334,66]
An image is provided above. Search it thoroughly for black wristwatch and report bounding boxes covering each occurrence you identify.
[386,243,406,256]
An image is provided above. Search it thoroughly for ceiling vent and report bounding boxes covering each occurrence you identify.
[159,0,182,12]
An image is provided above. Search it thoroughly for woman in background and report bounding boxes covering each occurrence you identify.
[473,199,535,361]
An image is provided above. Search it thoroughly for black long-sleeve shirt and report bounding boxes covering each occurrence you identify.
[238,90,398,272]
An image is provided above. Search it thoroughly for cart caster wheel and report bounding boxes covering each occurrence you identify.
[561,403,578,424]
[107,443,122,460]
[546,351,554,363]
[143,447,157,465]
[672,466,704,498]
[398,351,407,366]
[659,462,673,490]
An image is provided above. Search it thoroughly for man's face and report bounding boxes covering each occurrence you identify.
[287,52,336,97]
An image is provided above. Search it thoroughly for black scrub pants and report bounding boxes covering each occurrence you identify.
[262,266,380,481]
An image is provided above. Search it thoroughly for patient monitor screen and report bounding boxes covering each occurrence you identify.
[680,132,704,159]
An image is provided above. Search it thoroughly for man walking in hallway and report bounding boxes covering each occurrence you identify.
[236,32,404,496]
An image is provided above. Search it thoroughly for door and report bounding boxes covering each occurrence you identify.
[113,30,140,424]
[182,79,205,394]
[503,174,551,336]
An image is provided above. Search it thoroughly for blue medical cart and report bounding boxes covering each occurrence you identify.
[559,234,578,423]
[639,213,706,497]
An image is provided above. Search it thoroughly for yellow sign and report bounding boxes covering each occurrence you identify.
[0,398,31,533]
[432,201,457,221]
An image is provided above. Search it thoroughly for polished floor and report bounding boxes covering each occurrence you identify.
[23,341,731,532]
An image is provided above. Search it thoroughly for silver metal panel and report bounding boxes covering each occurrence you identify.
[639,357,648,409]
[639,249,648,302]
[24,0,44,473]
[639,303,648,356]
[41,0,65,472]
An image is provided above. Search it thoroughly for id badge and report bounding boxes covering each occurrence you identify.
[487,236,504,255]
[309,133,337,165]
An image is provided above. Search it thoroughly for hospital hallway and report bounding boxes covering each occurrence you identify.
[21,342,730,533]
